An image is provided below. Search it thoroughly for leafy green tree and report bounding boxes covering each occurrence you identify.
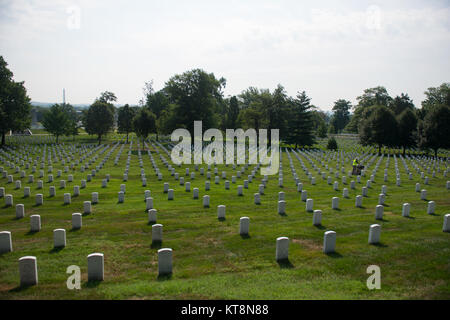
[327,137,338,150]
[418,104,450,157]
[42,104,71,143]
[346,86,392,133]
[133,108,156,140]
[237,104,264,132]
[83,100,115,144]
[317,121,328,138]
[330,99,351,133]
[390,93,415,115]
[359,105,398,154]
[0,56,32,145]
[98,91,117,104]
[227,96,240,129]
[397,109,418,155]
[164,69,225,135]
[117,104,136,143]
[285,91,316,148]
[418,83,450,120]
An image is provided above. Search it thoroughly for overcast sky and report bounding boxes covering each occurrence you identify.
[0,0,449,110]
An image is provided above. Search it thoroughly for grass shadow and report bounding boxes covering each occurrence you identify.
[25,230,39,236]
[82,212,90,217]
[69,228,81,232]
[147,221,157,226]
[376,218,389,222]
[278,212,287,217]
[9,284,35,292]
[151,241,162,249]
[382,204,390,207]
[83,280,102,288]
[49,246,64,253]
[333,208,342,212]
[240,234,251,239]
[277,258,294,269]
[325,251,343,258]
[404,216,415,220]
[157,273,172,281]
[218,217,226,222]
[371,242,388,248]
[428,213,440,216]
[314,224,326,230]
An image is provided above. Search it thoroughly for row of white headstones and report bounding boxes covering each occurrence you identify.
[1,139,449,287]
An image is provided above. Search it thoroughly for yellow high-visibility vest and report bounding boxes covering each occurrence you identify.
[353,159,358,166]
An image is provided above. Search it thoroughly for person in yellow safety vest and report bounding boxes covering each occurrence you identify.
[353,158,359,167]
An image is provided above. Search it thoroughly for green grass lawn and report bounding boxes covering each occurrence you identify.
[0,136,449,299]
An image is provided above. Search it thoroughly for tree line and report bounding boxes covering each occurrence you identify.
[0,55,449,156]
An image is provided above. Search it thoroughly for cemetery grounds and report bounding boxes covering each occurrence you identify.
[0,134,449,299]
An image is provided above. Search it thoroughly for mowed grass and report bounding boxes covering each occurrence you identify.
[0,138,449,300]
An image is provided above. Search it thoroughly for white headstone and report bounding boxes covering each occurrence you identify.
[443,214,450,232]
[355,195,363,208]
[368,224,381,244]
[83,201,92,214]
[35,194,43,206]
[16,204,25,219]
[5,194,13,206]
[402,203,411,217]
[72,213,82,229]
[148,209,157,224]
[87,253,104,281]
[19,256,38,286]
[30,215,41,232]
[217,205,226,219]
[427,201,435,215]
[203,195,210,208]
[152,224,163,242]
[278,200,286,215]
[240,217,250,235]
[0,231,12,253]
[313,210,322,226]
[276,237,289,261]
[92,192,98,204]
[254,193,260,205]
[64,193,71,205]
[323,231,336,254]
[158,248,173,276]
[53,229,66,248]
[306,198,313,212]
[375,205,384,220]
[167,189,174,200]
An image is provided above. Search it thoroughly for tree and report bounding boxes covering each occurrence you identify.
[237,104,264,132]
[418,104,450,157]
[359,105,398,154]
[0,56,32,145]
[418,83,450,120]
[346,86,392,133]
[133,108,156,140]
[227,96,240,129]
[98,91,117,104]
[317,121,328,138]
[330,99,351,133]
[117,104,135,143]
[397,109,418,155]
[42,104,71,143]
[327,137,338,150]
[63,104,80,140]
[83,100,115,144]
[285,91,316,148]
[390,93,415,115]
[164,69,226,135]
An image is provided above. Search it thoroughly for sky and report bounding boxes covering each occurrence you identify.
[0,0,449,111]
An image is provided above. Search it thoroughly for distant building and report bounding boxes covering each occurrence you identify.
[9,129,32,136]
